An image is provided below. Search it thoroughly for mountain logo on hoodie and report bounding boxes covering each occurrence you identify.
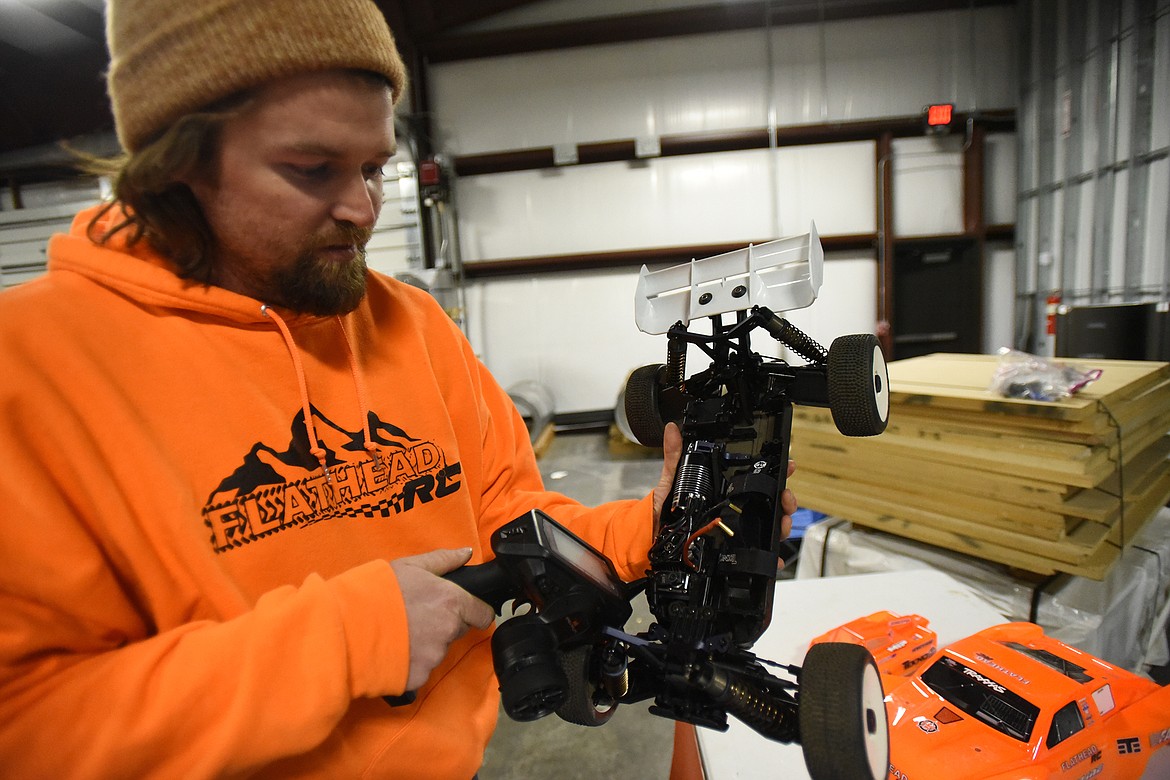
[201,406,462,552]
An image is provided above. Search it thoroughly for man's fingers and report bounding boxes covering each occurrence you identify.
[781,487,798,516]
[460,597,496,630]
[780,462,797,545]
[403,548,494,628]
[406,547,474,576]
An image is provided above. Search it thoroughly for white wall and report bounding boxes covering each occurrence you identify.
[0,179,103,290]
[890,135,965,237]
[431,9,1016,153]
[456,142,875,262]
[984,243,1017,352]
[364,159,424,278]
[430,5,1018,412]
[984,132,1019,226]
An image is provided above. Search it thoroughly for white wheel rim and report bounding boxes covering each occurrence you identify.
[871,345,890,423]
[861,661,890,777]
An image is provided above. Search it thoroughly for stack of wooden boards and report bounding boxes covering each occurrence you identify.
[789,353,1170,580]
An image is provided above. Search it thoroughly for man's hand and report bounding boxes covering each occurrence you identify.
[651,422,684,532]
[779,459,797,542]
[651,422,799,543]
[390,549,496,691]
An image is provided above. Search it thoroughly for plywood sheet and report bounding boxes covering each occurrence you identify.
[786,353,1170,578]
[790,469,1071,540]
[796,469,1170,580]
[886,353,1170,424]
[790,432,1170,524]
[792,417,1111,488]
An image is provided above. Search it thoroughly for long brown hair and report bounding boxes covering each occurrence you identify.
[81,98,248,283]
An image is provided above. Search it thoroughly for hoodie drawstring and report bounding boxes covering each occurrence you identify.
[261,305,378,482]
[334,315,382,466]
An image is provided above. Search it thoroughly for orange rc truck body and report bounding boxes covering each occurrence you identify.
[815,617,1170,780]
[814,617,1170,776]
[809,610,937,677]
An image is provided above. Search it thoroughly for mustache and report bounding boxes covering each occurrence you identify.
[314,223,373,249]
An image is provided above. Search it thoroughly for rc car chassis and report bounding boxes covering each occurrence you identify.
[446,228,893,780]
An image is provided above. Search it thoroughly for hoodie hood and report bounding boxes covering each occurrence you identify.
[48,203,299,325]
[49,203,386,479]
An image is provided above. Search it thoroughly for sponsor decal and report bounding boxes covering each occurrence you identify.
[1117,737,1142,755]
[916,719,938,734]
[961,666,1006,694]
[902,649,936,670]
[974,651,1031,686]
[1075,766,1103,780]
[202,407,462,552]
[1150,728,1170,749]
[889,764,910,780]
[1061,745,1102,772]
[934,707,963,725]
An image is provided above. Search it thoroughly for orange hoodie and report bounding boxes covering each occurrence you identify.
[0,205,654,779]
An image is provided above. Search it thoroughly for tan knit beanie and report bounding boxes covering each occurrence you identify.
[106,0,408,152]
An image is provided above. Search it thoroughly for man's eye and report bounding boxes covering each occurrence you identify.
[290,164,331,180]
[363,164,385,180]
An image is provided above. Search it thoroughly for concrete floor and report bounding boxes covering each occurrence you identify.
[478,430,676,780]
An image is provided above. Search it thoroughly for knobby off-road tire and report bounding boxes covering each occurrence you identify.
[622,363,668,448]
[827,334,890,437]
[799,642,889,780]
[555,645,620,727]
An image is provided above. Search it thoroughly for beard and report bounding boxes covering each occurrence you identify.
[268,223,372,316]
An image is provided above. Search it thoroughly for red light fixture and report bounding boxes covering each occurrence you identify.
[924,103,955,134]
[418,159,442,187]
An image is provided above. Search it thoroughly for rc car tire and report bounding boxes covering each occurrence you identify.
[622,364,668,448]
[827,334,889,437]
[799,642,889,780]
[554,645,620,727]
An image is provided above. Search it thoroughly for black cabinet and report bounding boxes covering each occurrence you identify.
[892,238,981,360]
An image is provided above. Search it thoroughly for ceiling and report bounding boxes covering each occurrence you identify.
[0,0,1004,176]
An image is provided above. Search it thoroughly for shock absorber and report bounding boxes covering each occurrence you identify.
[666,334,687,391]
[761,312,828,364]
[691,664,800,743]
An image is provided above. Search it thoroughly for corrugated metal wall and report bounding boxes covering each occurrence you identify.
[1016,0,1170,352]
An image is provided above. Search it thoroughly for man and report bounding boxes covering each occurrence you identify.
[0,1,795,777]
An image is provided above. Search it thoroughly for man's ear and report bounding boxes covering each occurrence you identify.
[180,165,214,206]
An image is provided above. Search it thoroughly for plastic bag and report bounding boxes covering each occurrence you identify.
[989,348,1103,401]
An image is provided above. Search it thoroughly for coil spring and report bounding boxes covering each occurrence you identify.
[666,336,687,390]
[724,678,798,741]
[775,318,828,364]
[671,459,712,512]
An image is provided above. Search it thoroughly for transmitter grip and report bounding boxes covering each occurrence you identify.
[444,562,515,614]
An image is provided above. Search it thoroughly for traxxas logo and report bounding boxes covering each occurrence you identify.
[202,407,461,552]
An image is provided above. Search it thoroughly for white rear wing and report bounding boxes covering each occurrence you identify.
[634,223,824,335]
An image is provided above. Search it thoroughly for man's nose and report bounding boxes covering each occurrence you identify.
[332,176,379,229]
